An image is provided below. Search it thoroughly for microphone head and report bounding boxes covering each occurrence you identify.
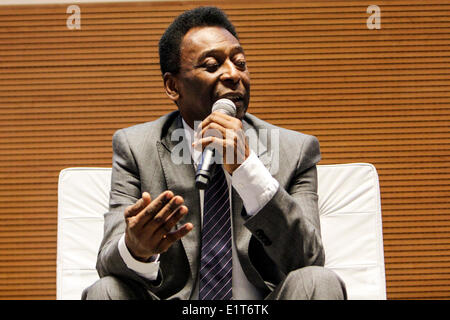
[211,98,236,117]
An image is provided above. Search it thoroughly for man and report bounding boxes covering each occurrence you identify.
[82,6,346,300]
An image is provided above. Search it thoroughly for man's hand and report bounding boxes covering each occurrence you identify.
[124,191,193,262]
[194,111,250,174]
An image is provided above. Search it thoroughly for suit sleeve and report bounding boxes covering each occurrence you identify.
[243,134,324,275]
[96,129,158,288]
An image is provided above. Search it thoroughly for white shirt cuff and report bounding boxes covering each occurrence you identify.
[232,150,279,216]
[118,234,160,280]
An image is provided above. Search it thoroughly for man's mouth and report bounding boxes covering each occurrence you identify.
[218,93,244,105]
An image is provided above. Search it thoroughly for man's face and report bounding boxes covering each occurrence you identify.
[171,26,250,128]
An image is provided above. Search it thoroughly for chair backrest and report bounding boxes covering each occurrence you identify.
[317,163,386,299]
[57,163,386,300]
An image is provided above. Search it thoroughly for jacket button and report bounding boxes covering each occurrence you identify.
[255,229,271,246]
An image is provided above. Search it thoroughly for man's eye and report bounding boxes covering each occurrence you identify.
[203,60,219,72]
[235,60,246,69]
[205,63,219,72]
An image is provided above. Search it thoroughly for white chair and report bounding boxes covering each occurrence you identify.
[57,163,386,300]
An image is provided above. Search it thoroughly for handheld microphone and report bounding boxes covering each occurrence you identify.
[195,98,236,189]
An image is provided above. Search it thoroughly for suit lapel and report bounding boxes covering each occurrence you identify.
[242,119,272,170]
[156,115,201,298]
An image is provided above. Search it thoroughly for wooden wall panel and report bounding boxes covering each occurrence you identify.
[0,0,449,299]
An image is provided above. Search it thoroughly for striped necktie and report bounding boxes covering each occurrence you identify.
[199,165,232,300]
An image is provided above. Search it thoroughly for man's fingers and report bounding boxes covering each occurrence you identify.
[153,205,188,239]
[124,192,151,218]
[200,111,235,129]
[124,191,191,257]
[193,118,243,153]
[193,135,222,151]
[138,190,174,222]
[127,191,173,230]
[144,195,184,233]
[194,111,238,142]
[199,112,241,133]
[156,223,193,253]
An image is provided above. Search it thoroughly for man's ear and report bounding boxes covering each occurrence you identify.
[163,72,179,102]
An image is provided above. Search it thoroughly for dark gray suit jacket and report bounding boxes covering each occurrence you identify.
[96,111,324,299]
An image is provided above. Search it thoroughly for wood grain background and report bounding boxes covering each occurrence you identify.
[0,0,449,299]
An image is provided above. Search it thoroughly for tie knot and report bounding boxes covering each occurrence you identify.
[213,165,224,177]
[205,166,227,196]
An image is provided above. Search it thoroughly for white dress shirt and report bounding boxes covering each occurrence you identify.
[118,118,279,299]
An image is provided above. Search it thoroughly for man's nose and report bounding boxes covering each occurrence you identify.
[220,60,240,87]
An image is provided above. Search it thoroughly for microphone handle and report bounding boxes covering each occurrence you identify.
[195,146,215,189]
[195,99,236,189]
